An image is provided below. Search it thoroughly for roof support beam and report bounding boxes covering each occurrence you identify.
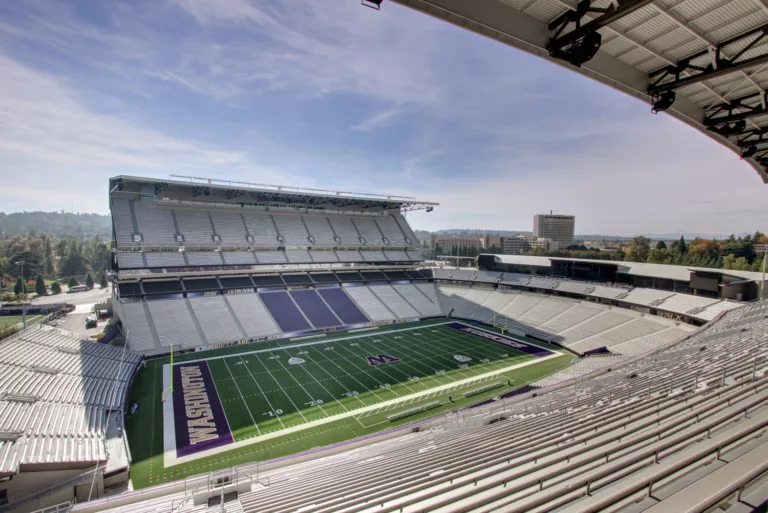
[548,0,655,50]
[706,105,768,126]
[649,53,768,93]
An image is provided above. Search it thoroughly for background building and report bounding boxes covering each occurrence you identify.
[503,235,557,254]
[533,212,575,247]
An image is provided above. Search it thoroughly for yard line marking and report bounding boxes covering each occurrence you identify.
[377,334,475,381]
[236,355,284,430]
[297,350,368,408]
[222,359,260,434]
[252,353,308,423]
[358,335,458,386]
[353,336,434,390]
[271,355,331,417]
[306,346,388,402]
[419,329,507,374]
[163,351,564,467]
[280,349,351,412]
[342,339,420,394]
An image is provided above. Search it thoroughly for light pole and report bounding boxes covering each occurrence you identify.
[14,260,26,328]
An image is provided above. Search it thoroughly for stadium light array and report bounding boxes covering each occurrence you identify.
[651,91,675,114]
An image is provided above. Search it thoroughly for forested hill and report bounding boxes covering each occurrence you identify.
[0,212,111,239]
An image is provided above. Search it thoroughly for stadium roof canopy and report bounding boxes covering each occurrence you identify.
[489,253,767,282]
[110,175,439,212]
[381,0,768,182]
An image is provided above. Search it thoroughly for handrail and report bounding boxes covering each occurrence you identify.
[3,464,106,512]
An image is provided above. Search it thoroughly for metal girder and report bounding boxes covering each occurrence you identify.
[548,0,655,51]
[648,23,768,94]
[649,53,768,94]
[705,91,768,126]
[706,106,768,126]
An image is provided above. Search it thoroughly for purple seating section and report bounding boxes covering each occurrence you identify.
[260,292,312,333]
[318,288,370,324]
[290,290,340,328]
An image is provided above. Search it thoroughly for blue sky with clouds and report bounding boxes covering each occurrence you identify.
[0,0,765,236]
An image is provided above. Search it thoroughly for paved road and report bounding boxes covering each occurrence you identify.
[31,286,111,306]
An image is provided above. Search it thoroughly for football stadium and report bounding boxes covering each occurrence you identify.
[2,1,768,512]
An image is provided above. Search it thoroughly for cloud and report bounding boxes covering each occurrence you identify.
[0,0,764,236]
[350,110,401,132]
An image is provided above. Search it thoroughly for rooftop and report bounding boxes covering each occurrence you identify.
[488,253,767,283]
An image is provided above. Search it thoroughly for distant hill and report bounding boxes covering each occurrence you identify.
[0,212,111,239]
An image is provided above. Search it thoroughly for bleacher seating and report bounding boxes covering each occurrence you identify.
[174,209,215,245]
[335,249,363,262]
[655,292,720,314]
[242,212,278,246]
[303,216,336,246]
[309,250,339,263]
[588,285,629,299]
[221,251,257,265]
[368,284,420,318]
[145,299,204,348]
[188,296,244,342]
[116,252,144,269]
[376,215,407,245]
[290,290,341,328]
[144,251,185,268]
[284,249,312,264]
[254,251,287,264]
[260,292,312,332]
[217,301,768,513]
[392,284,442,317]
[328,216,359,244]
[0,325,141,476]
[352,217,383,244]
[621,287,674,305]
[132,201,177,246]
[273,214,309,245]
[225,294,280,339]
[209,210,248,245]
[345,286,396,321]
[111,199,137,247]
[185,251,223,266]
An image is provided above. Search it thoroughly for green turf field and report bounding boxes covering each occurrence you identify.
[0,315,43,330]
[125,319,575,488]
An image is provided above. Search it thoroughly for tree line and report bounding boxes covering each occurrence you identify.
[529,233,767,271]
[0,233,110,301]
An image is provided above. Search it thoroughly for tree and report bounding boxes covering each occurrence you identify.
[14,277,23,296]
[678,236,687,255]
[86,274,94,290]
[68,276,79,288]
[627,236,651,262]
[35,274,46,296]
[51,282,62,294]
[99,272,108,289]
[655,240,667,250]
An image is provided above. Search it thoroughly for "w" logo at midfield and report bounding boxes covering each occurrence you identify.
[365,354,400,366]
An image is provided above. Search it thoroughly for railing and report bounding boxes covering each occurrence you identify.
[26,501,74,513]
[3,464,105,512]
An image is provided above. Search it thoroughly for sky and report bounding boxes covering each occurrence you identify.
[0,0,766,237]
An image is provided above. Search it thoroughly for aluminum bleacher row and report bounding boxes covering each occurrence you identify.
[115,280,445,354]
[433,267,744,323]
[0,325,141,476]
[436,285,696,356]
[96,300,768,513]
[111,198,418,250]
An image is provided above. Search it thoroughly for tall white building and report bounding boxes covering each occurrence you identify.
[533,212,575,247]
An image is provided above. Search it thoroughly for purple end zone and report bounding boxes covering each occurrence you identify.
[172,361,233,457]
[442,322,555,357]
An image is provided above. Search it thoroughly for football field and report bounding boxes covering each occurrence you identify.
[127,320,574,488]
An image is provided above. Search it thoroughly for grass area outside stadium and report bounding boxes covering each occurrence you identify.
[125,319,576,489]
[0,315,44,330]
